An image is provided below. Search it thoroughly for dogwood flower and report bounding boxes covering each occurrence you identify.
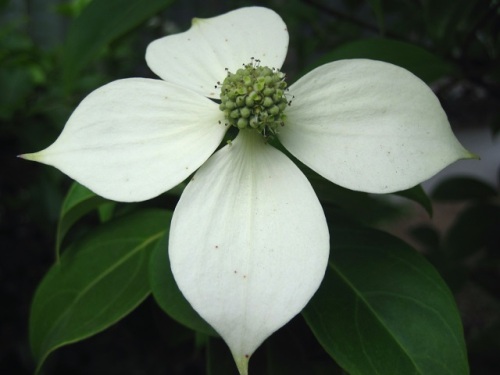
[21,6,474,375]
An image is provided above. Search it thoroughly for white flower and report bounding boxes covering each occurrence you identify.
[21,7,473,375]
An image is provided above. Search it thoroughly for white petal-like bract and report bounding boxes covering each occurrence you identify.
[22,78,226,202]
[146,7,289,98]
[169,131,329,373]
[280,59,474,193]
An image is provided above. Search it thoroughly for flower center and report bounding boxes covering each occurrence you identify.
[218,59,289,137]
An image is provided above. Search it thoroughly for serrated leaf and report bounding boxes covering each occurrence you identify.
[432,176,498,202]
[30,209,170,373]
[311,38,457,83]
[396,184,433,216]
[62,0,174,90]
[56,182,110,259]
[149,230,217,337]
[303,227,469,375]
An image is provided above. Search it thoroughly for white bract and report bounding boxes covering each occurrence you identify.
[21,7,474,375]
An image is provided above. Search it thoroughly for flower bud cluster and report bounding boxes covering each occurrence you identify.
[219,61,288,137]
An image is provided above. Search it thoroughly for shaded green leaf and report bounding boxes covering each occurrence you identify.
[421,0,484,50]
[98,201,116,222]
[0,67,34,119]
[410,224,440,253]
[30,209,170,373]
[396,184,433,216]
[444,203,500,260]
[305,168,368,208]
[432,176,498,201]
[303,227,468,375]
[56,182,110,259]
[491,113,500,137]
[367,0,385,34]
[294,162,395,226]
[266,325,310,375]
[312,38,457,82]
[207,338,240,375]
[265,321,344,375]
[149,231,217,337]
[56,0,93,17]
[62,0,174,89]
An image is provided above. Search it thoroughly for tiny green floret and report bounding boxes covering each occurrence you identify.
[218,59,289,137]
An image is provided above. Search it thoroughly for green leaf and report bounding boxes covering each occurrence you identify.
[444,203,500,260]
[303,227,469,375]
[266,335,310,375]
[207,338,240,375]
[56,0,93,17]
[265,322,344,375]
[421,0,484,51]
[56,182,110,259]
[432,176,498,201]
[396,184,433,216]
[98,201,116,222]
[0,67,34,119]
[30,209,170,373]
[62,0,174,90]
[410,225,440,253]
[366,0,385,34]
[491,113,500,137]
[295,163,387,225]
[312,38,457,83]
[149,231,217,337]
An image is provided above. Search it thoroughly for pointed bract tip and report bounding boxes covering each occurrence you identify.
[191,17,202,25]
[234,354,250,375]
[466,150,481,160]
[18,152,40,161]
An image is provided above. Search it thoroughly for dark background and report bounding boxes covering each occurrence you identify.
[1,0,499,374]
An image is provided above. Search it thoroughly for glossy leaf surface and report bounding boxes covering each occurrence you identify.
[367,0,385,33]
[396,184,433,216]
[63,0,173,89]
[311,38,456,83]
[444,203,500,260]
[303,227,469,375]
[432,176,498,201]
[30,210,170,373]
[149,231,217,337]
[207,338,241,375]
[56,182,109,258]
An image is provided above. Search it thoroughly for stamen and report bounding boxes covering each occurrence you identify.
[218,59,290,138]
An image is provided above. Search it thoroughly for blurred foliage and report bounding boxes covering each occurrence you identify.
[1,0,499,374]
